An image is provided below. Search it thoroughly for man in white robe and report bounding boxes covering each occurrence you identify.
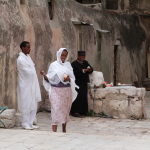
[17,41,41,130]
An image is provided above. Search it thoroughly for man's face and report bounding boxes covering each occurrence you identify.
[22,44,30,55]
[78,56,85,62]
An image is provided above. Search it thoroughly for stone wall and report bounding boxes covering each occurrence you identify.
[88,87,146,119]
[0,0,148,110]
[88,71,146,119]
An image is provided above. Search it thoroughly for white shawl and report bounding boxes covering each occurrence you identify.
[43,48,79,102]
[17,52,41,114]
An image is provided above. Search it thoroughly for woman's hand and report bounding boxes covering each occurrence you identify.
[64,75,70,82]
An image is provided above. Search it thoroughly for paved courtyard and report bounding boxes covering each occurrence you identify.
[0,112,150,150]
[0,92,150,150]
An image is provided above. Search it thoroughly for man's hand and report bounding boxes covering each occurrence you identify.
[87,68,91,72]
[40,70,48,80]
[40,70,45,76]
[83,69,88,73]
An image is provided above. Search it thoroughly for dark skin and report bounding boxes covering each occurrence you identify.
[77,55,91,73]
[40,50,70,133]
[21,44,30,55]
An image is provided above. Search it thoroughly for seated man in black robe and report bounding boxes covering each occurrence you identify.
[71,51,93,117]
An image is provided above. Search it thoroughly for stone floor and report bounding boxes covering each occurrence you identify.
[0,92,150,150]
[1,113,150,150]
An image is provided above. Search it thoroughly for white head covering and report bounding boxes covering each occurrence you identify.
[43,48,79,102]
[56,48,69,64]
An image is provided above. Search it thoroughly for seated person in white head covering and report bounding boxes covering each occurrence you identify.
[40,48,78,133]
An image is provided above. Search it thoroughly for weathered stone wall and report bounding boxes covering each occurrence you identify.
[0,0,52,109]
[0,0,148,110]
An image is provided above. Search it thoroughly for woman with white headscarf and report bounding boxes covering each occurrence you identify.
[40,48,78,132]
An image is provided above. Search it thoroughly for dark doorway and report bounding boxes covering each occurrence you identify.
[114,45,121,86]
[106,0,118,10]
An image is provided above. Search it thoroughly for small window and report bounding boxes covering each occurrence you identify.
[48,0,53,20]
[106,0,118,10]
[20,0,25,5]
[129,0,138,9]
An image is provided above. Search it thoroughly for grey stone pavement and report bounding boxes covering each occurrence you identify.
[0,92,150,150]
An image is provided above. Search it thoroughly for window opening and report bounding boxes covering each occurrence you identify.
[20,0,25,5]
[48,0,53,20]
[96,31,101,52]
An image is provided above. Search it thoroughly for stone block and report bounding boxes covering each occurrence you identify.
[0,109,16,120]
[91,88,119,99]
[119,114,127,119]
[93,100,103,114]
[89,71,104,88]
[15,113,22,127]
[129,100,143,119]
[105,93,127,101]
[88,96,93,111]
[136,88,146,97]
[120,88,137,96]
[103,99,128,118]
[109,100,128,111]
[0,118,15,128]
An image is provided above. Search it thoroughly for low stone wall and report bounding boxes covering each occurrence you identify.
[0,109,16,128]
[88,86,146,119]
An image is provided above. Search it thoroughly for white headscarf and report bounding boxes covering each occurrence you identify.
[43,48,79,102]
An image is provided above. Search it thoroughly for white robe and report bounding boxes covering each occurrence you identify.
[17,52,41,115]
[43,48,79,102]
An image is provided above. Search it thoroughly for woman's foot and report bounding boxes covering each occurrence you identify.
[63,129,66,133]
[62,123,66,133]
[52,125,57,132]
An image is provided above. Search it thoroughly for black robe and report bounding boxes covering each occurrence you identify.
[71,60,93,115]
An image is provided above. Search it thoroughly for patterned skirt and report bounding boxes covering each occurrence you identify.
[50,86,72,125]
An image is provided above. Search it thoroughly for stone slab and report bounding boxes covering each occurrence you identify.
[0,109,16,120]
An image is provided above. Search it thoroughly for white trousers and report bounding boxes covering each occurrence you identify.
[22,108,37,127]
